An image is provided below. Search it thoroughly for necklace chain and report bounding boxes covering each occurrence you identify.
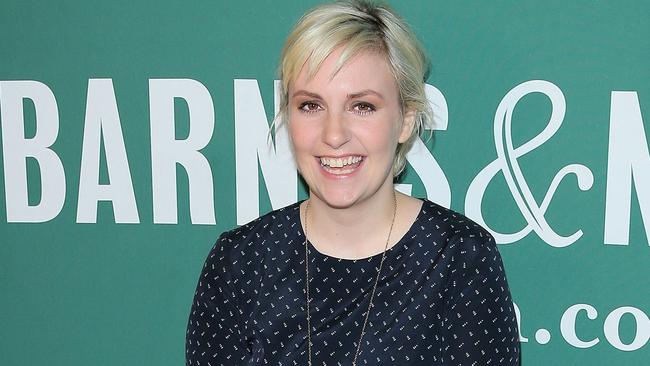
[303,194,397,366]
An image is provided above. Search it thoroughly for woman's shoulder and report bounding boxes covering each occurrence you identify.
[417,200,509,292]
[418,198,495,248]
[215,201,304,251]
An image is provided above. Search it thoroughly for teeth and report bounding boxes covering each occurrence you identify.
[320,156,362,168]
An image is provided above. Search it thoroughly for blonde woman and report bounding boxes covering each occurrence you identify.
[186,1,520,365]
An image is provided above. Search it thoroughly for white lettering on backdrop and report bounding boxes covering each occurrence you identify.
[149,79,215,225]
[560,304,600,348]
[604,91,650,245]
[559,304,650,351]
[397,84,451,206]
[234,80,296,224]
[0,80,66,222]
[77,79,139,223]
[465,80,594,247]
[0,78,648,247]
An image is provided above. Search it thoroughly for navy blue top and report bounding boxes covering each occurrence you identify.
[186,200,520,365]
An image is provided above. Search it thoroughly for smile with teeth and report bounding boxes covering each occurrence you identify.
[319,156,364,174]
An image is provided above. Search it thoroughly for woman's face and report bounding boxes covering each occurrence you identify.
[288,48,414,209]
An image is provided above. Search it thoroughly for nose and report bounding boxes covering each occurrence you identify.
[322,112,350,149]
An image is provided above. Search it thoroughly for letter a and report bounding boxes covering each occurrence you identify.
[77,79,140,223]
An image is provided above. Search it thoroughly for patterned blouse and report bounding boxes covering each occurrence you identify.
[186,199,521,365]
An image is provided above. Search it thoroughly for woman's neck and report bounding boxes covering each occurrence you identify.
[303,187,400,260]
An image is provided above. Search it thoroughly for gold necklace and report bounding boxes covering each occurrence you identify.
[303,194,397,366]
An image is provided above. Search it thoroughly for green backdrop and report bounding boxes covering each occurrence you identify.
[1,1,648,365]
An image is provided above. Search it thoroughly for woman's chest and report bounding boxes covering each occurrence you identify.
[246,256,448,365]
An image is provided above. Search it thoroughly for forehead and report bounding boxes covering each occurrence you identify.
[291,48,399,98]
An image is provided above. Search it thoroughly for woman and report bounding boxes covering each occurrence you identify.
[186,1,520,365]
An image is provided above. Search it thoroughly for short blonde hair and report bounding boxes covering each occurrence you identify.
[277,0,432,176]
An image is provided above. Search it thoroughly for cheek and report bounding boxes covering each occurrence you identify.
[288,122,314,155]
[357,120,400,153]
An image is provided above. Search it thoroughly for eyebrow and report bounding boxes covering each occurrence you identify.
[292,90,322,99]
[291,89,385,100]
[347,89,385,100]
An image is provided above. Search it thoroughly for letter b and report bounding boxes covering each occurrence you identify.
[0,80,65,222]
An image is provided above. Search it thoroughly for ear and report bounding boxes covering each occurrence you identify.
[398,109,417,143]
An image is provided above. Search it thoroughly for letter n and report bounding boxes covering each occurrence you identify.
[234,79,296,224]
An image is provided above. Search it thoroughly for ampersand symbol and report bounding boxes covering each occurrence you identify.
[465,80,593,247]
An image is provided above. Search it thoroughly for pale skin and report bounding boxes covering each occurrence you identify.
[288,47,424,260]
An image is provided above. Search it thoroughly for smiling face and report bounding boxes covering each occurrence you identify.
[288,48,415,209]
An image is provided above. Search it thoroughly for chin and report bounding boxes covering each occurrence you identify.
[312,189,364,209]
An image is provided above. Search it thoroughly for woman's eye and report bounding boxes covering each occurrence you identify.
[299,102,322,113]
[352,102,375,115]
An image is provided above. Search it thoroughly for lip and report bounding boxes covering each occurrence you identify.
[315,155,365,179]
[318,154,365,158]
